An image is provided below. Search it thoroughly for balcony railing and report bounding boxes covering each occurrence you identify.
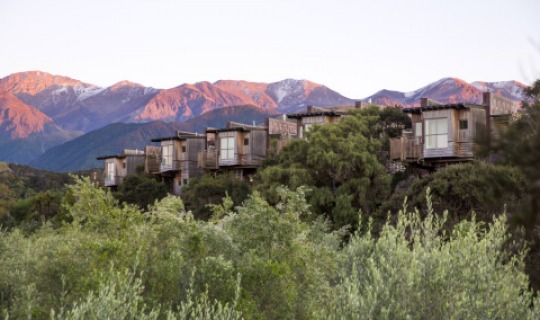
[198,149,264,169]
[198,149,218,169]
[389,135,423,161]
[104,175,122,187]
[160,159,183,173]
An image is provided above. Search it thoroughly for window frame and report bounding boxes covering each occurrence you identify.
[220,136,235,160]
[162,144,173,167]
[106,161,116,181]
[459,119,468,130]
[425,118,448,149]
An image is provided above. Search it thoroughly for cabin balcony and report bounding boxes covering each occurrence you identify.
[198,150,263,169]
[104,175,122,187]
[159,159,184,173]
[198,149,219,169]
[389,135,423,161]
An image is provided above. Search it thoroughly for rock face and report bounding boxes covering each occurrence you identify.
[365,77,526,107]
[0,90,82,164]
[0,90,54,139]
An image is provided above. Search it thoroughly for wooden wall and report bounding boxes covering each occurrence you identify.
[125,155,144,176]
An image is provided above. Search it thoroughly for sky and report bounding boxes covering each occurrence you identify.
[1,0,539,99]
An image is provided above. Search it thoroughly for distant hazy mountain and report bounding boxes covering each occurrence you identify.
[365,77,526,107]
[31,105,279,172]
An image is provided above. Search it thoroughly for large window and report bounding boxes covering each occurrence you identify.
[106,162,115,181]
[220,137,235,160]
[162,144,173,167]
[425,118,448,149]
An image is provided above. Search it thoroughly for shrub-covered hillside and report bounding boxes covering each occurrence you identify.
[0,178,539,319]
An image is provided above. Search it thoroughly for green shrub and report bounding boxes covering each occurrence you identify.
[325,190,540,319]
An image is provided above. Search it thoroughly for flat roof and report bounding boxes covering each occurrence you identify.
[403,103,485,114]
[287,110,346,119]
[205,126,266,133]
[151,134,205,142]
[96,153,146,160]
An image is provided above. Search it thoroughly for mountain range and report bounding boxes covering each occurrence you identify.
[0,71,528,171]
[365,77,525,107]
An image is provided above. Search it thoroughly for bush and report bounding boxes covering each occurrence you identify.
[325,190,540,319]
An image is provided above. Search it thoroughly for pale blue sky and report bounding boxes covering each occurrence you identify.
[1,0,539,98]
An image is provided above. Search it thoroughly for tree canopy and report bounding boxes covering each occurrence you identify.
[256,108,392,230]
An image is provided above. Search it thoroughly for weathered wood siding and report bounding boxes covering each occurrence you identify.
[389,135,423,161]
[250,130,267,163]
[183,139,205,180]
[125,155,144,176]
[145,146,161,174]
[267,117,297,135]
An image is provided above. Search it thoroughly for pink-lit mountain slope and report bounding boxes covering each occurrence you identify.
[365,77,526,107]
[1,72,159,132]
[0,71,354,131]
[0,90,81,163]
[133,78,354,122]
[0,90,54,139]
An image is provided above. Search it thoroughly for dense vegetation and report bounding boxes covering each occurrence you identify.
[0,81,539,319]
[1,178,539,319]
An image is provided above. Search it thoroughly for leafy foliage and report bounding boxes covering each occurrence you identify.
[255,108,392,230]
[181,174,250,220]
[114,174,168,210]
[379,162,527,228]
[326,190,540,319]
[1,178,538,319]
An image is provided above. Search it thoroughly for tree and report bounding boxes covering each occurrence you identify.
[256,108,392,230]
[485,79,540,290]
[114,175,167,210]
[325,192,540,319]
[379,162,528,228]
[181,174,250,220]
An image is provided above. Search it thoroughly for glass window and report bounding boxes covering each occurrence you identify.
[244,138,249,146]
[425,118,448,149]
[106,162,115,181]
[220,137,235,160]
[162,144,173,166]
[459,120,468,130]
[182,145,186,153]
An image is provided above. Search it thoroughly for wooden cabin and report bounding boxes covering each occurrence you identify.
[286,102,372,139]
[389,92,517,170]
[151,132,206,194]
[266,116,298,156]
[96,149,145,188]
[198,122,268,179]
[287,106,349,139]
